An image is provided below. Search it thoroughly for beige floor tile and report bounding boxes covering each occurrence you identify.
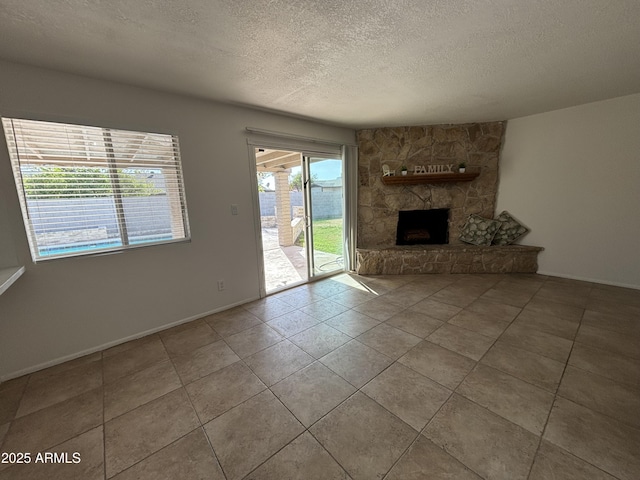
[271,362,355,427]
[500,323,573,362]
[586,297,640,319]
[457,364,554,435]
[456,274,504,289]
[447,310,511,339]
[328,288,378,308]
[427,324,495,361]
[246,432,349,480]
[409,297,462,321]
[310,392,417,480]
[0,376,29,393]
[544,397,640,480]
[575,324,640,359]
[558,365,640,428]
[385,310,444,338]
[0,426,104,480]
[171,339,240,384]
[386,435,482,480]
[465,298,522,322]
[346,297,402,322]
[186,362,265,423]
[356,323,422,359]
[529,441,617,480]
[398,340,476,390]
[496,274,544,288]
[105,388,200,478]
[104,359,182,421]
[307,277,354,297]
[324,310,380,337]
[103,336,169,384]
[362,362,451,431]
[244,297,297,321]
[569,343,640,387]
[319,340,392,388]
[244,340,314,386]
[511,309,579,340]
[379,284,431,307]
[351,296,407,322]
[426,286,479,308]
[300,298,350,321]
[481,341,565,392]
[225,324,283,358]
[581,309,640,337]
[111,428,224,480]
[205,308,263,337]
[204,390,304,480]
[409,273,457,291]
[289,323,352,358]
[424,394,539,480]
[481,287,535,308]
[277,288,325,309]
[534,284,591,308]
[16,360,103,418]
[523,297,585,322]
[589,285,640,307]
[266,309,320,337]
[0,382,26,424]
[2,388,102,454]
[0,423,9,446]
[160,321,221,356]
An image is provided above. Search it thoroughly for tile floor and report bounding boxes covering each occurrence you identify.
[0,273,639,480]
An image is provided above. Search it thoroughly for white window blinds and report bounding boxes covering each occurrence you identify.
[2,118,190,261]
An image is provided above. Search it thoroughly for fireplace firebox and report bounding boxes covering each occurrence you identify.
[396,209,449,245]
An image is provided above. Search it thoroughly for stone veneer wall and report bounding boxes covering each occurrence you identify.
[357,122,504,248]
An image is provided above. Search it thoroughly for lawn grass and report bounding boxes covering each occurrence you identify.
[296,218,343,256]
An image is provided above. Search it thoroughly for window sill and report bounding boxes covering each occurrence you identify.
[0,266,25,296]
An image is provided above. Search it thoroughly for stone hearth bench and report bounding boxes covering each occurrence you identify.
[356,244,543,275]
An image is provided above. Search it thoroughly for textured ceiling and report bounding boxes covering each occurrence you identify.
[1,1,639,128]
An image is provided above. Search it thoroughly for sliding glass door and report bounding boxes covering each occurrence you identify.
[254,148,345,294]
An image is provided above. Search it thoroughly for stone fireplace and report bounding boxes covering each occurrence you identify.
[356,122,542,274]
[358,123,502,247]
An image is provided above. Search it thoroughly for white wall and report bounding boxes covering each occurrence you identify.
[498,93,640,289]
[0,61,355,380]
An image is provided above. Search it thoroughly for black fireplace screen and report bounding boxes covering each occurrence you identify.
[396,209,449,245]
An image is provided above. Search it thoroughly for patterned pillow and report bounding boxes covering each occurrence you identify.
[459,214,501,245]
[492,211,529,245]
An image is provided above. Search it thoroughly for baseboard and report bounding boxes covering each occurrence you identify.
[0,295,261,382]
[538,271,640,290]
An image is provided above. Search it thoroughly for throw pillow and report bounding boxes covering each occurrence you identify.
[492,211,529,245]
[459,214,501,245]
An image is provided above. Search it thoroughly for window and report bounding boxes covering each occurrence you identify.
[2,118,190,261]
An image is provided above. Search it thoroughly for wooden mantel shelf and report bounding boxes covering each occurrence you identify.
[381,172,479,185]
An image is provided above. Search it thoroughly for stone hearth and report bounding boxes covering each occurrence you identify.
[357,245,543,275]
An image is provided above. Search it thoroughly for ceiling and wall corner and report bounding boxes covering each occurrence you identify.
[0,1,638,128]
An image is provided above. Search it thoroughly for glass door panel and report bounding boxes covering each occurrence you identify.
[305,156,344,277]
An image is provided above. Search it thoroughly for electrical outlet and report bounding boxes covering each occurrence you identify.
[231,204,238,215]
[217,280,225,291]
